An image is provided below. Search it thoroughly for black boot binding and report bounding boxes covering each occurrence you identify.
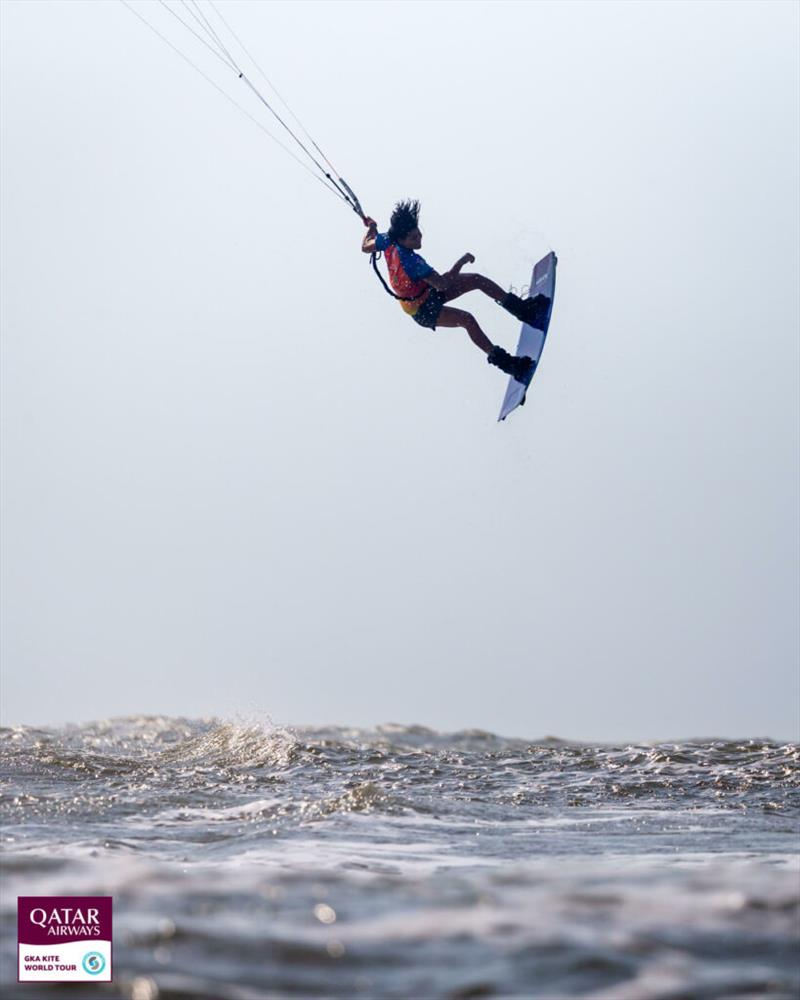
[487,345,536,384]
[500,292,550,328]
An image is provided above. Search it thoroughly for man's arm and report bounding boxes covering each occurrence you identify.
[424,253,475,291]
[448,253,475,274]
[362,216,378,254]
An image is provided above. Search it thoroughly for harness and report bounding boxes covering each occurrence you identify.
[370,250,427,303]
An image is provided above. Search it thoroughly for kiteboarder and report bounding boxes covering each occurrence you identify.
[362,200,549,383]
[126,4,558,408]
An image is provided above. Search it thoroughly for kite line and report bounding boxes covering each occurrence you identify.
[120,0,366,218]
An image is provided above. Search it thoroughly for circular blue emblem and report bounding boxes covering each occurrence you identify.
[82,951,106,975]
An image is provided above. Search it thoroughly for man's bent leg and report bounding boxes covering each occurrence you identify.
[435,307,534,383]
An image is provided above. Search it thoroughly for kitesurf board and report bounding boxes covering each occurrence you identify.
[498,251,557,421]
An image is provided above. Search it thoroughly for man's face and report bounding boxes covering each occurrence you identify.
[398,226,422,250]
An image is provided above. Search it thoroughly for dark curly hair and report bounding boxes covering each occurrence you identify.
[387,199,420,243]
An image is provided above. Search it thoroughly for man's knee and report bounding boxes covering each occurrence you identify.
[451,308,475,329]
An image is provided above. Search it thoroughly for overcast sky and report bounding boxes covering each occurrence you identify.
[1,0,798,741]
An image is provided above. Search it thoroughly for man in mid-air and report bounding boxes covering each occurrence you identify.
[362,200,549,383]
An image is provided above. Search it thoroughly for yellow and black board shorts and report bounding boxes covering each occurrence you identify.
[411,290,446,330]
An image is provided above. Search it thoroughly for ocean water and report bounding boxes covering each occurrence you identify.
[0,716,798,1000]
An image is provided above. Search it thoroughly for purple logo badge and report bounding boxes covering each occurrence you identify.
[18,896,112,983]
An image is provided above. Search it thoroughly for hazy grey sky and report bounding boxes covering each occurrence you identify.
[2,0,798,741]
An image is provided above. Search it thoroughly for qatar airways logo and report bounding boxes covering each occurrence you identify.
[18,896,112,983]
[29,904,102,936]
